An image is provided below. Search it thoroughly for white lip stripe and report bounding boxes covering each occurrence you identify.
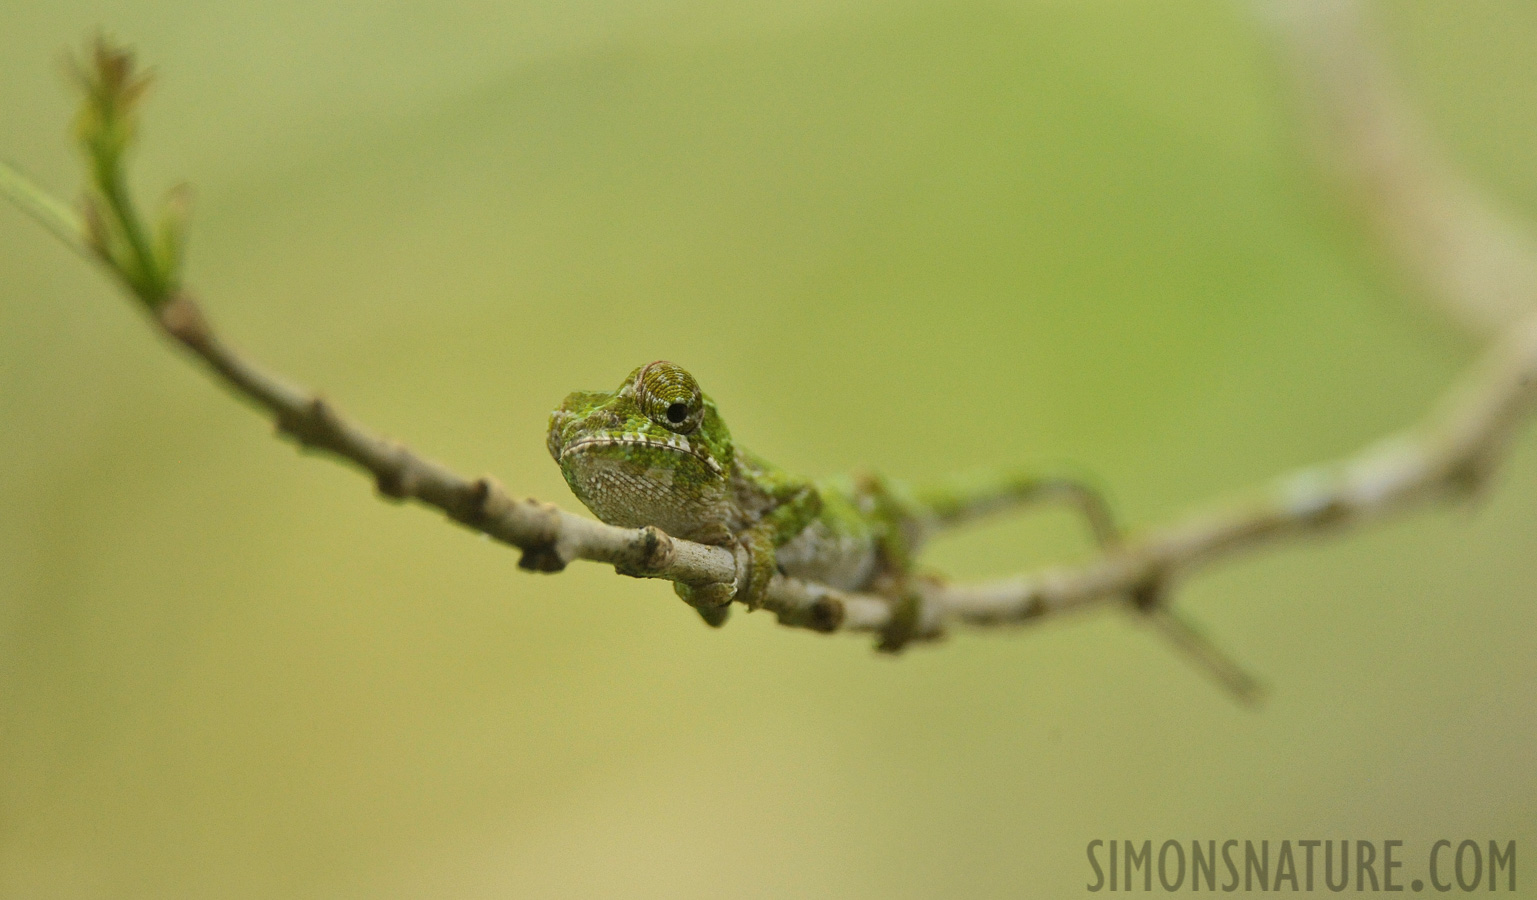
[560,434,724,476]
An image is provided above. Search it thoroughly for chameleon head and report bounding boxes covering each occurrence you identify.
[547,361,737,543]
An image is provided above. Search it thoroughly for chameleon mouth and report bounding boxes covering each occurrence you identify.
[560,434,725,477]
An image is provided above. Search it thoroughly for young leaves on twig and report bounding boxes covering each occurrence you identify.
[71,37,190,310]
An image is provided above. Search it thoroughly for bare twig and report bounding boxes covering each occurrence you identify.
[1253,0,1537,336]
[886,305,1537,636]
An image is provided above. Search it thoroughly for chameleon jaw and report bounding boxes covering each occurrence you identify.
[559,433,725,477]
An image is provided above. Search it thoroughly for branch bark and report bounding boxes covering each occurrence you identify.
[148,292,867,632]
[157,297,743,583]
[1254,0,1537,337]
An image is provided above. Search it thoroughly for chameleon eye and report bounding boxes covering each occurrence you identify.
[635,360,704,434]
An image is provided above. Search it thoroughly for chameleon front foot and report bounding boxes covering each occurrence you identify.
[671,535,776,626]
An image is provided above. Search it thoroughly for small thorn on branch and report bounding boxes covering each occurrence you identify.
[1128,574,1166,613]
[373,468,413,500]
[634,525,675,572]
[611,525,677,579]
[515,499,568,573]
[1444,452,1495,501]
[276,396,335,450]
[373,445,420,501]
[455,475,512,528]
[308,396,338,432]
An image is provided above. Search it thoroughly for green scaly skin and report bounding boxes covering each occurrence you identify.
[547,361,924,626]
[548,361,1118,631]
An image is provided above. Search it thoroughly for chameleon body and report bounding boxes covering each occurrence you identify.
[547,361,914,624]
[544,363,1259,700]
[547,361,1114,627]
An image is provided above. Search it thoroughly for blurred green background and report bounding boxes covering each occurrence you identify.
[2,1,1534,896]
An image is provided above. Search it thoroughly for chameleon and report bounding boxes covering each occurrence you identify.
[546,360,1118,630]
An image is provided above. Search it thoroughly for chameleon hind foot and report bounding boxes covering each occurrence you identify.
[693,601,731,628]
[735,532,778,610]
[674,580,735,627]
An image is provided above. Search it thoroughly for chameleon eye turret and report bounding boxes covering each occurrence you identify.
[633,360,704,434]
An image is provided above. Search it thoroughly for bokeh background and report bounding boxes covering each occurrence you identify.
[2,1,1534,896]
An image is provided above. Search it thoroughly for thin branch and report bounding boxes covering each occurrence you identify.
[150,293,747,586]
[1253,0,1537,337]
[888,306,1537,640]
[5,29,1536,703]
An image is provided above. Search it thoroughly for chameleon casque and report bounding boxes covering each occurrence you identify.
[547,360,1118,630]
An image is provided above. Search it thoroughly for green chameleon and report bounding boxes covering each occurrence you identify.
[547,360,1118,629]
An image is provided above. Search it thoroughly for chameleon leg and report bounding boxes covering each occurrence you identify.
[734,528,781,611]
[912,471,1120,548]
[672,535,773,623]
